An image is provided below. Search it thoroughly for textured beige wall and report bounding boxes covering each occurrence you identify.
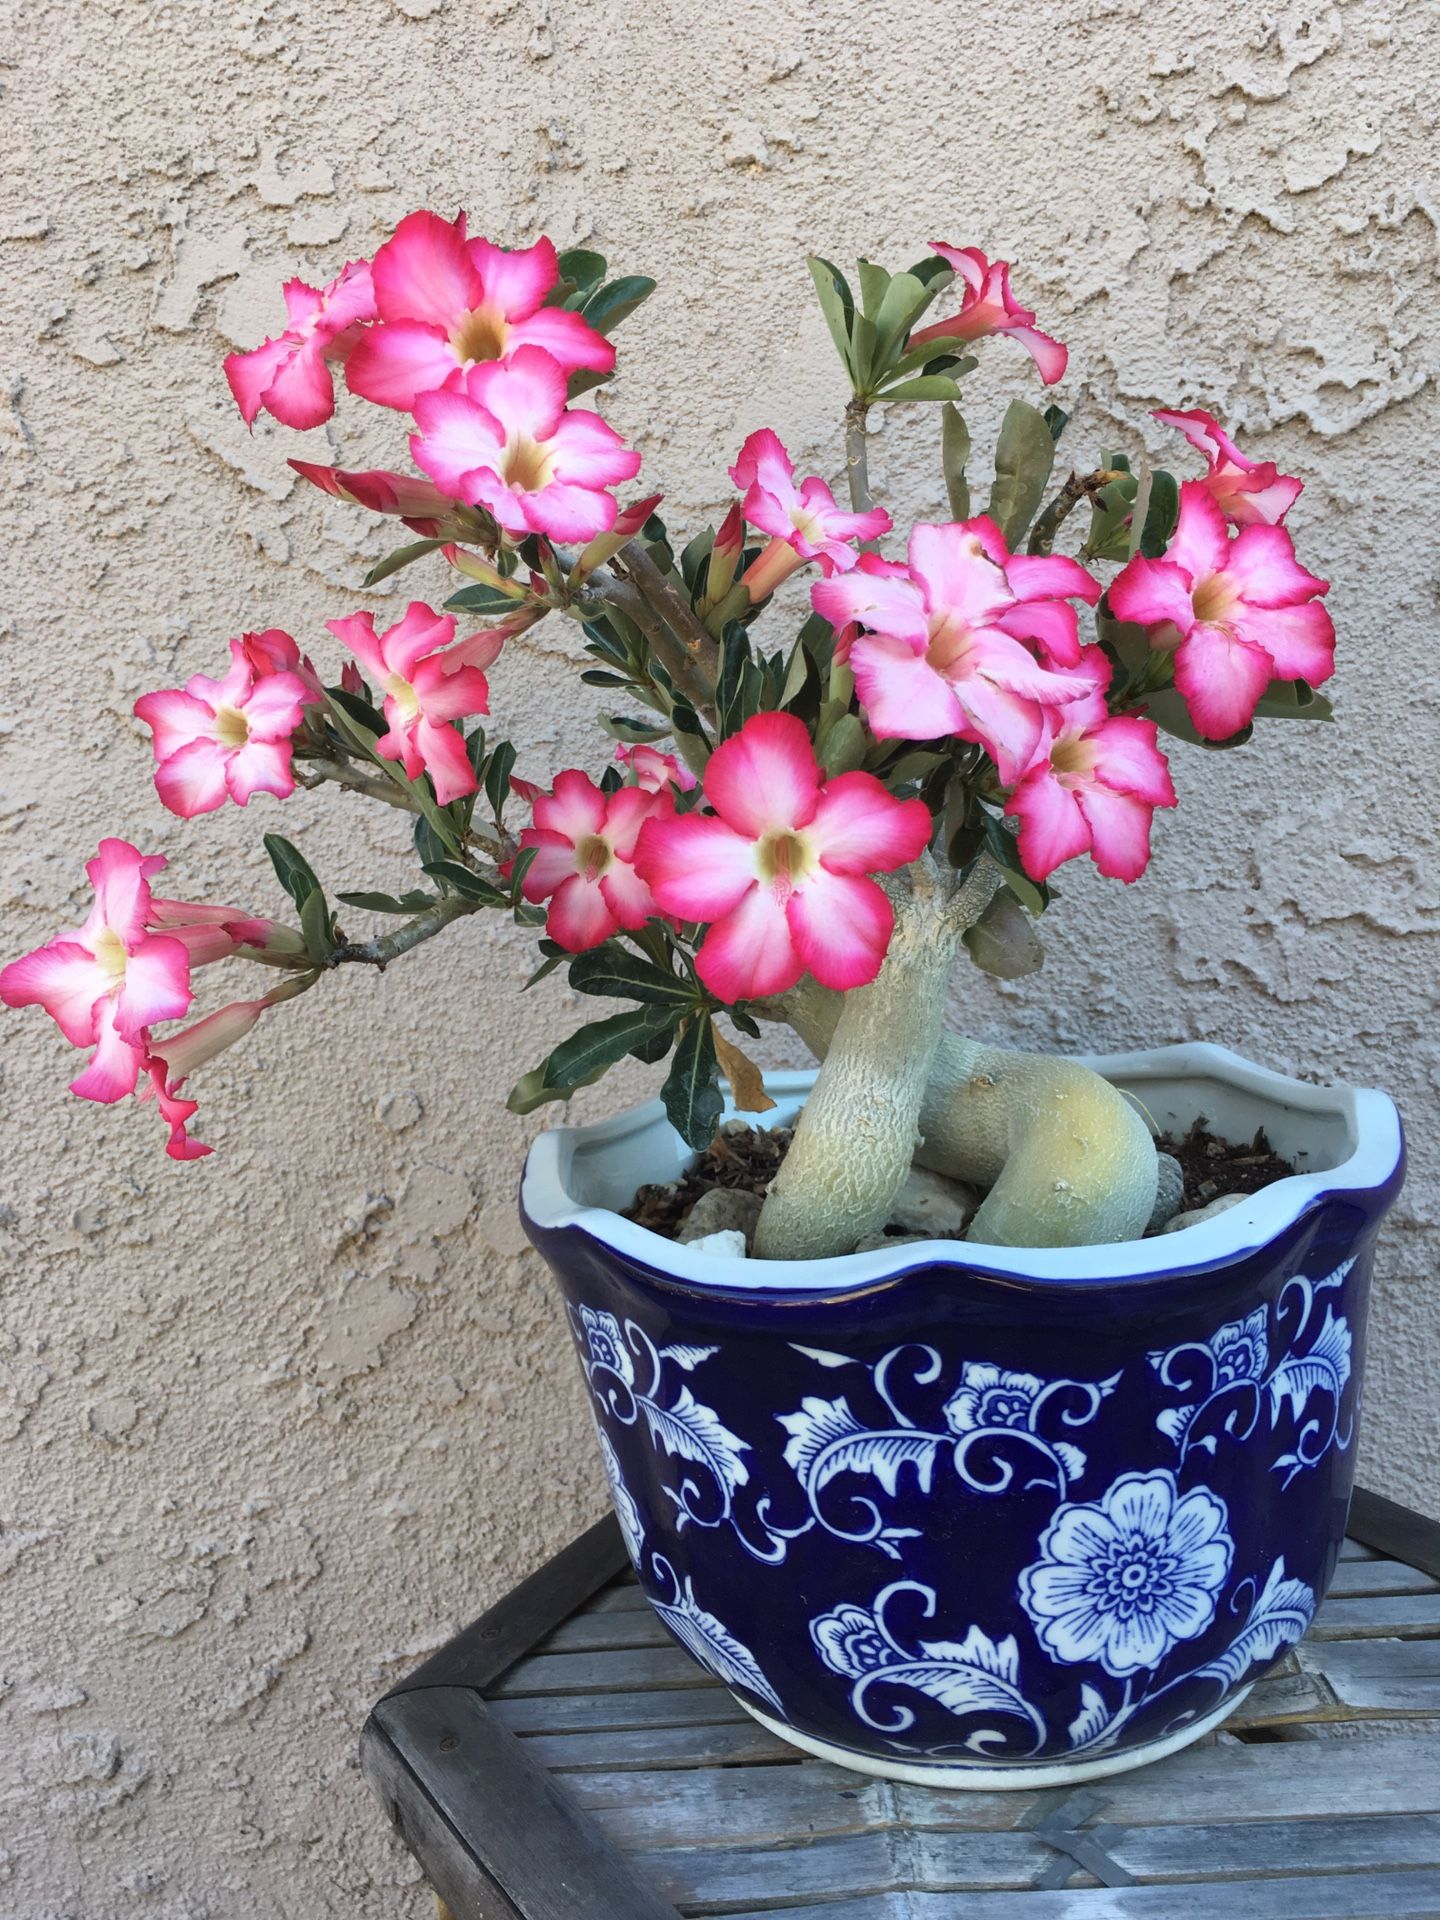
[1,0,1437,1910]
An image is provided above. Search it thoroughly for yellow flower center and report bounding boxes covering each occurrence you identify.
[451,304,509,365]
[756,829,816,892]
[502,434,555,493]
[213,705,250,749]
[1191,571,1240,625]
[91,928,128,980]
[384,672,421,724]
[575,833,613,882]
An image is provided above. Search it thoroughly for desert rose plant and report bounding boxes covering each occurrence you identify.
[2,213,1336,1259]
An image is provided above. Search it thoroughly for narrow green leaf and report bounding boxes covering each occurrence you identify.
[582,275,656,336]
[941,403,971,521]
[298,886,333,966]
[987,399,1057,547]
[569,948,696,1005]
[816,711,866,775]
[880,374,963,403]
[546,1005,677,1090]
[336,889,438,915]
[1140,470,1180,557]
[421,860,506,904]
[849,311,879,390]
[1144,689,1253,749]
[600,713,672,744]
[325,685,384,735]
[555,247,607,294]
[522,951,567,991]
[263,833,322,912]
[485,740,518,824]
[1250,678,1334,722]
[873,270,938,368]
[1043,404,1071,445]
[362,537,444,588]
[807,255,855,372]
[445,581,527,618]
[856,258,891,320]
[661,1014,723,1149]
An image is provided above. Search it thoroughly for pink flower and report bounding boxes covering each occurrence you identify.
[615,742,698,793]
[0,840,192,1103]
[345,211,613,411]
[144,1058,210,1161]
[1153,408,1303,528]
[145,897,303,967]
[910,244,1067,385]
[812,520,1098,782]
[1108,482,1334,740]
[698,501,746,612]
[728,429,891,596]
[518,772,674,952]
[410,346,641,543]
[234,626,325,700]
[135,641,318,818]
[289,459,468,536]
[634,711,933,1003]
[224,259,376,430]
[326,602,493,804]
[1004,651,1177,883]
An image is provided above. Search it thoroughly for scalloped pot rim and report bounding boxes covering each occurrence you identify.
[519,1042,1404,1297]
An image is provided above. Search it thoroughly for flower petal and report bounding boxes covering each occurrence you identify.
[372,210,480,327]
[468,234,558,321]
[533,768,606,842]
[547,872,617,952]
[1074,783,1156,882]
[69,1002,143,1104]
[224,740,296,806]
[704,711,820,837]
[0,940,107,1046]
[634,813,756,921]
[1173,623,1275,739]
[808,772,932,874]
[113,934,192,1039]
[345,319,456,410]
[1008,769,1092,881]
[787,869,894,991]
[695,884,802,1003]
[850,633,964,741]
[1107,556,1196,634]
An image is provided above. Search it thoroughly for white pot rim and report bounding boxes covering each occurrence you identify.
[520,1041,1403,1296]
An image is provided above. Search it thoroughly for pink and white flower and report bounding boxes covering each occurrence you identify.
[289,459,475,537]
[224,259,376,430]
[910,244,1068,385]
[410,345,642,542]
[728,429,891,596]
[1108,482,1333,741]
[812,520,1098,782]
[1004,650,1176,883]
[135,641,318,818]
[517,772,674,952]
[633,711,933,1003]
[0,840,192,1103]
[145,897,305,967]
[345,211,613,411]
[615,742,697,793]
[327,602,494,805]
[1153,408,1302,528]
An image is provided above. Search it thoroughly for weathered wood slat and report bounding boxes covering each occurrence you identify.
[707,1871,1440,1920]
[1312,1592,1440,1639]
[1327,1559,1440,1599]
[1340,1538,1382,1561]
[490,1645,705,1698]
[490,1684,741,1739]
[568,1734,1440,1852]
[636,1814,1440,1910]
[1348,1490,1440,1578]
[525,1720,802,1773]
[589,1582,660,1614]
[538,1609,674,1654]
[371,1687,681,1920]
[1300,1638,1440,1712]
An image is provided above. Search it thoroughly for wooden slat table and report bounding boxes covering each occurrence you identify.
[361,1487,1440,1919]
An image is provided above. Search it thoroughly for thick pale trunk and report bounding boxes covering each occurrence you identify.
[753,859,993,1262]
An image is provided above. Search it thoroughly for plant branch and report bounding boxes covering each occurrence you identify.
[1027,468,1126,556]
[295,753,424,814]
[844,396,873,517]
[325,893,482,969]
[614,542,722,695]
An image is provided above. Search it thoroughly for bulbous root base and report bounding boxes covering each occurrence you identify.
[756,871,1159,1261]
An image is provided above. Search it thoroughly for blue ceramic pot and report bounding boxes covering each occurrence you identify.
[521,1044,1403,1788]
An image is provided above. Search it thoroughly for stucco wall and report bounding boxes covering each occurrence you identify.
[1,0,1436,1911]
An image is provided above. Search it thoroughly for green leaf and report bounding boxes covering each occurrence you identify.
[941,403,971,521]
[263,833,323,912]
[325,685,384,735]
[556,247,607,294]
[807,255,855,372]
[987,399,1056,547]
[856,258,891,320]
[1143,689,1253,750]
[963,890,1044,979]
[546,1005,677,1091]
[600,713,672,744]
[873,270,938,366]
[882,341,977,386]
[362,537,445,588]
[445,581,527,618]
[1250,678,1334,722]
[816,710,866,775]
[582,275,656,336]
[298,886,333,967]
[879,374,964,403]
[507,843,538,908]
[421,861,506,904]
[661,1014,723,1149]
[848,312,878,389]
[413,813,451,869]
[485,740,517,823]
[1140,470,1180,557]
[1043,404,1070,445]
[522,950,567,991]
[336,889,437,914]
[1086,473,1141,563]
[568,948,697,1005]
[715,621,755,739]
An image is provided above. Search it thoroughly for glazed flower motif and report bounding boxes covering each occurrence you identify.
[224,259,376,430]
[579,1306,635,1386]
[345,211,613,411]
[728,429,892,597]
[634,711,933,1003]
[134,640,318,818]
[813,521,1097,782]
[1154,408,1302,528]
[615,742,697,793]
[1005,649,1176,884]
[810,1604,896,1681]
[943,1363,1047,1436]
[909,243,1067,385]
[1108,483,1334,741]
[1019,1470,1232,1678]
[0,840,191,1103]
[1207,1307,1270,1387]
[327,603,496,806]
[410,345,642,542]
[518,772,674,952]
